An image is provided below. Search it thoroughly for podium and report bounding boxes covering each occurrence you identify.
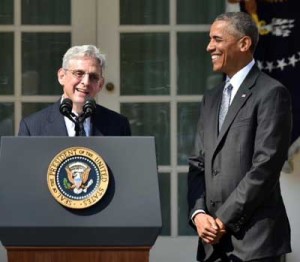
[0,136,162,262]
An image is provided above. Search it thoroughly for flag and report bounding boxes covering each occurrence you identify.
[239,0,300,170]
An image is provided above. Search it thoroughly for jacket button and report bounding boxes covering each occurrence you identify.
[233,224,240,231]
[212,170,219,176]
[210,200,216,207]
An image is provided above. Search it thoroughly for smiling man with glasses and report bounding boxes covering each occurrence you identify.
[18,45,131,137]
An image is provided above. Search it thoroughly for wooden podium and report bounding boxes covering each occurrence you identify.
[6,247,150,262]
[0,137,161,262]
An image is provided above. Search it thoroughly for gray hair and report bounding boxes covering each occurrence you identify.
[62,45,106,69]
[214,12,259,53]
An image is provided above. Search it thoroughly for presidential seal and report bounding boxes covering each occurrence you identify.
[47,147,109,209]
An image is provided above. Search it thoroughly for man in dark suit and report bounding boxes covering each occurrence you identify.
[18,45,131,136]
[188,12,292,261]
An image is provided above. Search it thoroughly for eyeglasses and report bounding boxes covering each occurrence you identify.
[65,69,102,83]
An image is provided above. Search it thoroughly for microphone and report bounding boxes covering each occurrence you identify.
[59,98,73,118]
[82,97,96,118]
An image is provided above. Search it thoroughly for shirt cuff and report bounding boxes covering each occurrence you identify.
[191,210,206,225]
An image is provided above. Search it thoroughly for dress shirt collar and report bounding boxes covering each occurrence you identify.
[60,96,91,137]
[226,59,255,104]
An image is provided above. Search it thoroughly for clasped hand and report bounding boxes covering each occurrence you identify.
[194,213,226,244]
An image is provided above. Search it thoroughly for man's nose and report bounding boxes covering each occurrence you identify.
[81,73,91,84]
[206,41,213,52]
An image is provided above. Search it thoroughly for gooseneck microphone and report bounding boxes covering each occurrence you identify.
[82,97,96,118]
[59,98,75,122]
[77,97,96,136]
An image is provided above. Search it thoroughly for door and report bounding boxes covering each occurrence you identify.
[96,0,225,260]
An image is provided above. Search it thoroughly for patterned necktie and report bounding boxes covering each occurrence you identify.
[78,121,86,136]
[219,83,233,132]
[75,119,86,136]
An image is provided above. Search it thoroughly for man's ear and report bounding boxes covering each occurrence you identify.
[57,68,66,85]
[239,36,252,52]
[98,77,105,91]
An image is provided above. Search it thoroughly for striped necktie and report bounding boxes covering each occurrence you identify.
[75,119,86,136]
[219,82,233,132]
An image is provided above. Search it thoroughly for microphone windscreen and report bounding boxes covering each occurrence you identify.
[83,97,96,117]
[59,98,73,116]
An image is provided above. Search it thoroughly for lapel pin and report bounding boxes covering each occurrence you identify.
[242,94,246,98]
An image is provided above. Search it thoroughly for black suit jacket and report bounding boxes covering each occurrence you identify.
[18,100,131,136]
[188,65,292,261]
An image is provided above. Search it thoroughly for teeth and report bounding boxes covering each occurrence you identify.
[212,55,220,61]
[75,88,88,94]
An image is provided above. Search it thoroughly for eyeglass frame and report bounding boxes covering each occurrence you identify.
[64,69,102,83]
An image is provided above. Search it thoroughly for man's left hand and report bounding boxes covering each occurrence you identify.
[211,218,226,244]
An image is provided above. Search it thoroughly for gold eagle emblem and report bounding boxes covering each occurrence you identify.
[65,162,93,194]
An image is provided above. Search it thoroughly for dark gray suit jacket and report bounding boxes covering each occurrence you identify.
[18,100,131,136]
[188,65,292,261]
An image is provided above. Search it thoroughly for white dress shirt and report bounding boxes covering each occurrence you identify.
[227,59,255,104]
[64,115,91,137]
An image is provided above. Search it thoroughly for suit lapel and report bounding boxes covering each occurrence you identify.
[202,83,224,167]
[91,106,104,136]
[92,122,104,136]
[212,65,260,159]
[46,100,68,136]
[210,84,224,141]
[217,86,252,141]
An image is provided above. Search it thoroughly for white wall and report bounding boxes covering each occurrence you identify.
[281,148,300,261]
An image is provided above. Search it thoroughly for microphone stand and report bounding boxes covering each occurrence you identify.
[60,107,85,136]
[75,97,96,136]
[64,112,83,137]
[60,98,95,136]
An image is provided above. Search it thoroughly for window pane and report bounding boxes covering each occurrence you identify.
[158,173,171,235]
[178,103,200,165]
[0,0,13,24]
[0,103,14,136]
[0,33,14,95]
[120,0,169,25]
[178,173,197,236]
[177,0,225,24]
[121,103,170,165]
[121,33,170,95]
[177,32,222,95]
[22,33,71,95]
[22,103,52,119]
[22,0,71,25]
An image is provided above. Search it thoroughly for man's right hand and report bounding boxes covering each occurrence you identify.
[194,213,219,244]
